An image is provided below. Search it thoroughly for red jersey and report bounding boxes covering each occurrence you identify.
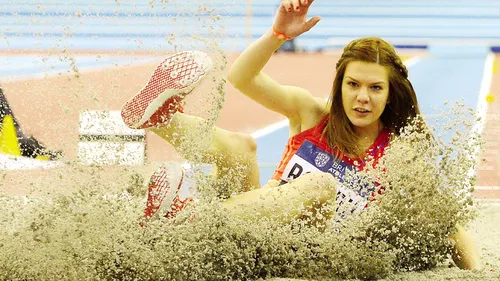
[272,116,391,217]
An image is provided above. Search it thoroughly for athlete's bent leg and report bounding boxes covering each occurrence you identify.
[151,112,260,192]
[121,50,259,192]
[221,172,337,224]
[121,51,260,220]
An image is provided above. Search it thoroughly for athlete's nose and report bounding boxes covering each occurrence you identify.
[356,86,370,103]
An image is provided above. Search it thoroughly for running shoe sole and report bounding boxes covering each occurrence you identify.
[144,161,185,219]
[121,51,213,129]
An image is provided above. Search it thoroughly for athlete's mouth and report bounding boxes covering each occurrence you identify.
[354,108,370,113]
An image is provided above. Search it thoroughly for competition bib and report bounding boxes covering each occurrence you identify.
[280,140,376,217]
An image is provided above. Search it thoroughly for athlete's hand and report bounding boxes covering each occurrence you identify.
[274,0,321,39]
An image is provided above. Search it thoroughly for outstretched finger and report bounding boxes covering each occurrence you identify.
[303,15,321,32]
[301,0,315,9]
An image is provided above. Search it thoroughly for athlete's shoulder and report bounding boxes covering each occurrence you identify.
[314,97,329,114]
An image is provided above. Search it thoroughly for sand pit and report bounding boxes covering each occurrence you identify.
[0,106,497,280]
[0,162,499,281]
[275,201,500,281]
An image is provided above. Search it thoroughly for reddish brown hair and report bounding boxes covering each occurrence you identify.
[324,37,421,157]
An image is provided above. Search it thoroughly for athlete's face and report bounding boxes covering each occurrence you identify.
[341,61,390,135]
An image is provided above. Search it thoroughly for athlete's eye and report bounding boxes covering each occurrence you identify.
[347,81,358,87]
[371,85,382,91]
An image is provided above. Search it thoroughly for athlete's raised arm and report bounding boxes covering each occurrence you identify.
[228,0,321,121]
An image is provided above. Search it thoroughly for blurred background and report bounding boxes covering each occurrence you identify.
[0,0,499,196]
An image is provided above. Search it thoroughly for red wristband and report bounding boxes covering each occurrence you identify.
[272,26,293,41]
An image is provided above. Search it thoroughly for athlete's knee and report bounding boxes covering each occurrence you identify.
[243,133,257,154]
[319,172,336,186]
[303,172,335,184]
[298,172,337,193]
[289,172,337,208]
[230,132,257,154]
[213,131,257,168]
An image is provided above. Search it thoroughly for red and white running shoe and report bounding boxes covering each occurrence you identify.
[143,161,193,220]
[121,51,212,129]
